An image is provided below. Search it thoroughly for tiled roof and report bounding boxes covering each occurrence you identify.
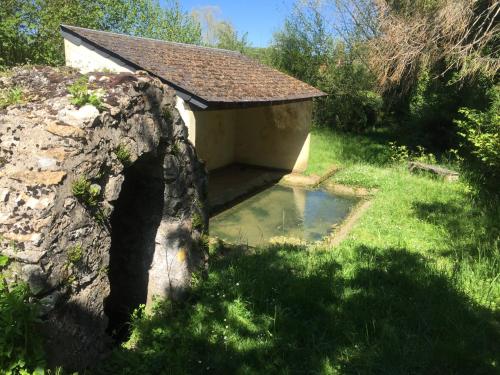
[61,25,326,107]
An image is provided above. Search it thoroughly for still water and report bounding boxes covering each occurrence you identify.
[210,185,358,246]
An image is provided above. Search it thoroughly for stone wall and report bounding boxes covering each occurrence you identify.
[0,66,208,369]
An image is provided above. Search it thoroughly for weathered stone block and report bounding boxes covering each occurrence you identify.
[0,66,208,370]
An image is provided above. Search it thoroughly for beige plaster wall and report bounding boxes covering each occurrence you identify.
[193,109,237,170]
[233,101,312,172]
[184,100,312,172]
[64,38,136,74]
[175,97,196,145]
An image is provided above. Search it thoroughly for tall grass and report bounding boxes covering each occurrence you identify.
[96,128,499,373]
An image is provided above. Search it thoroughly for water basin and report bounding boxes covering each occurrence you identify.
[210,184,358,246]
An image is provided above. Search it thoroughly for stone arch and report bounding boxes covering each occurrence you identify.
[0,67,208,369]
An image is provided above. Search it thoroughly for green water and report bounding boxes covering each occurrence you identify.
[210,185,358,246]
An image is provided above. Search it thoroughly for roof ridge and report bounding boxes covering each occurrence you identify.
[60,24,244,56]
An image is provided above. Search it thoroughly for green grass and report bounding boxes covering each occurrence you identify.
[0,87,24,109]
[99,128,499,374]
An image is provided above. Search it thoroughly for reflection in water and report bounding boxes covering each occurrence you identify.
[210,185,358,246]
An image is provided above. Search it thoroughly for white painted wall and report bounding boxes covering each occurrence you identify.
[64,38,135,74]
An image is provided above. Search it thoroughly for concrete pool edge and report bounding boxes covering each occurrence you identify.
[209,179,377,250]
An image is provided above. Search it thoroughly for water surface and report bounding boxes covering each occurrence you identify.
[210,185,358,246]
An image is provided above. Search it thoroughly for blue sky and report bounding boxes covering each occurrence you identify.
[176,0,295,47]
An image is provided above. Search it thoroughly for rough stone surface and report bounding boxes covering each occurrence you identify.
[0,66,208,369]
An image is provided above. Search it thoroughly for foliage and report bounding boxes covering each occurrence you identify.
[0,259,44,374]
[0,87,24,109]
[191,213,204,232]
[387,142,437,164]
[213,22,249,53]
[243,47,274,66]
[67,76,102,109]
[67,244,83,264]
[191,6,249,52]
[114,144,131,166]
[0,0,202,67]
[270,1,383,132]
[455,84,500,207]
[103,0,201,44]
[368,0,499,92]
[71,176,100,207]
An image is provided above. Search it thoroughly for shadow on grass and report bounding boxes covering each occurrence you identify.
[96,245,499,374]
[412,199,500,261]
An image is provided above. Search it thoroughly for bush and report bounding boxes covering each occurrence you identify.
[455,84,500,207]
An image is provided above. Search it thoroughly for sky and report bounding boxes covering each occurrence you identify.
[175,0,295,47]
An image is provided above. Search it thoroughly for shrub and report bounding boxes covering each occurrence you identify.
[388,142,437,165]
[67,76,103,109]
[455,84,500,207]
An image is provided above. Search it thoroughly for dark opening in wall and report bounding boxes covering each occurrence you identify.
[104,152,165,341]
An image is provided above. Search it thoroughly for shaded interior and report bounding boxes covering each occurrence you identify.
[208,164,288,215]
[104,153,165,341]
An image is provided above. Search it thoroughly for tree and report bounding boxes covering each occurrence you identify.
[270,0,382,131]
[191,6,250,52]
[367,0,499,92]
[0,0,202,67]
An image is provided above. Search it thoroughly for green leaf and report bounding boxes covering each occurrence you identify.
[0,254,9,267]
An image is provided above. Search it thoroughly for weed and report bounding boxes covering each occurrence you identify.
[191,213,203,231]
[98,265,109,277]
[0,87,24,109]
[94,207,110,226]
[163,107,172,123]
[0,280,44,372]
[114,144,131,166]
[67,76,103,109]
[72,176,100,207]
[8,240,19,253]
[0,255,9,267]
[199,234,210,253]
[66,275,76,285]
[171,142,180,156]
[67,244,83,264]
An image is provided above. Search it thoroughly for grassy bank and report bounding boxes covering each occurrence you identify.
[99,128,499,374]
